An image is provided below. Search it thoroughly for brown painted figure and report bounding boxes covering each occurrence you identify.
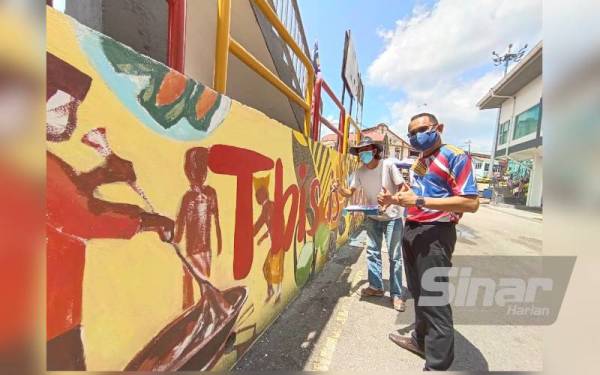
[252,175,282,303]
[175,147,230,316]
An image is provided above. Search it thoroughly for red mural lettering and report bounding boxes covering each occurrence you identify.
[208,145,274,279]
[207,146,346,280]
[271,159,299,254]
[296,164,308,243]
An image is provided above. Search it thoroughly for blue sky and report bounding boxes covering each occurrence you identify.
[298,0,542,153]
[299,0,429,128]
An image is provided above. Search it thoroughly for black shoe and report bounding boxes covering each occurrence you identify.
[388,331,425,358]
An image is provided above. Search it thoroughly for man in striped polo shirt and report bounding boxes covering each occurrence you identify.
[378,113,479,371]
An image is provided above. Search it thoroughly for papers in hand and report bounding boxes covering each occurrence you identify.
[342,204,381,215]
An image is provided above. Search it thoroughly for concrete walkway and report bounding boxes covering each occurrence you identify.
[234,205,543,372]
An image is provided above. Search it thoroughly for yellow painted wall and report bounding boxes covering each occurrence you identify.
[47,7,361,371]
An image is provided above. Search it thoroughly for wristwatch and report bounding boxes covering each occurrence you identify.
[415,196,426,209]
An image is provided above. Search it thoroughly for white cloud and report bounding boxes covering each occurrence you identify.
[387,71,502,152]
[368,0,542,89]
[388,70,500,128]
[367,0,542,153]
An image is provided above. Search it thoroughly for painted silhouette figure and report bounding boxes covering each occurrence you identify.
[46,53,174,371]
[252,175,282,303]
[175,147,230,314]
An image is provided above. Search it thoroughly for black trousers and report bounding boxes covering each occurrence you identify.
[402,221,456,371]
[47,326,86,371]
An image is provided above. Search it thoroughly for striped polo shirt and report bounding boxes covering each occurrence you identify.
[406,144,478,223]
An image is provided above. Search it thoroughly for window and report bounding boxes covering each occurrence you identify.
[513,104,541,140]
[498,120,510,145]
[474,162,482,169]
[484,163,489,172]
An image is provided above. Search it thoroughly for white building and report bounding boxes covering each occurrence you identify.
[477,42,543,207]
[470,152,501,180]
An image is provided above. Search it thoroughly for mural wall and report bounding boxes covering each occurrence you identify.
[46,7,363,371]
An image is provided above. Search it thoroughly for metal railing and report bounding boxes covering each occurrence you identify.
[312,77,346,152]
[271,0,311,95]
[214,0,315,137]
[343,116,362,154]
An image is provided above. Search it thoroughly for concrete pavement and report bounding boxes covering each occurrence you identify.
[233,204,543,372]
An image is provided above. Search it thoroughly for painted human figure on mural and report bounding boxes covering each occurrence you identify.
[46,53,175,371]
[252,174,282,303]
[175,147,233,318]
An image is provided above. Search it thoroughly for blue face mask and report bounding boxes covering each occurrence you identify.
[409,129,440,151]
[359,150,374,164]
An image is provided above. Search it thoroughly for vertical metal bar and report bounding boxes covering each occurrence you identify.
[288,2,293,32]
[167,0,187,72]
[337,109,346,153]
[214,0,232,93]
[348,96,354,119]
[280,0,288,28]
[305,70,314,138]
[290,0,311,58]
[311,78,322,140]
[344,116,354,154]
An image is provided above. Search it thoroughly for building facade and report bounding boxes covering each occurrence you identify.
[478,42,543,207]
[470,152,502,180]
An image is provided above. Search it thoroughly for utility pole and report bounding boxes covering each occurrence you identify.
[464,139,472,155]
[487,43,528,180]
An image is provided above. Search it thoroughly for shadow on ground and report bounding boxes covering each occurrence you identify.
[390,323,489,371]
[233,233,490,372]
[233,243,364,371]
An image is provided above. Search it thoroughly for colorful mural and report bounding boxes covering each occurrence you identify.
[46,7,362,371]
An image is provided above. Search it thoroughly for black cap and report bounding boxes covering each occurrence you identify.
[348,136,383,156]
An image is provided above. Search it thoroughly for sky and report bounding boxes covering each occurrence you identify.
[299,0,542,153]
[54,0,65,12]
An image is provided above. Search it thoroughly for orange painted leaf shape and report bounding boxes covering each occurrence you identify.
[156,70,187,106]
[195,89,218,121]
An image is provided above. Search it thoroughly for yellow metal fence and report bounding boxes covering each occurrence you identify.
[213,0,315,137]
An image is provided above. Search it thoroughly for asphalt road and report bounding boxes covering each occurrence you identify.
[233,204,544,372]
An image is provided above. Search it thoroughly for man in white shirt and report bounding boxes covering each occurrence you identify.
[333,137,408,311]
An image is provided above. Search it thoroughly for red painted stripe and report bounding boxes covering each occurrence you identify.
[167,0,187,72]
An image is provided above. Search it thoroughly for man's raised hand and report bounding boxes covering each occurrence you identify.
[394,184,418,208]
[377,187,395,210]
